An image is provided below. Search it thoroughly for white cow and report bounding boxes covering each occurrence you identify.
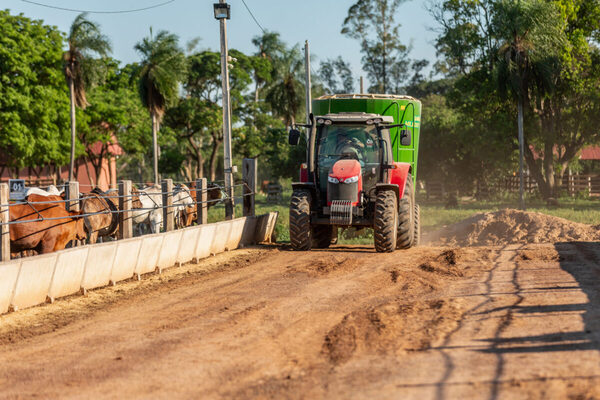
[173,184,194,228]
[25,185,64,197]
[132,185,163,234]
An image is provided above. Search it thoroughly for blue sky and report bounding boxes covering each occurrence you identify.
[5,0,439,89]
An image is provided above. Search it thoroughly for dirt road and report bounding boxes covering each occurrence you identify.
[1,242,600,399]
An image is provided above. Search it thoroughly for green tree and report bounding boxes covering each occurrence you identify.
[342,0,411,93]
[135,29,186,183]
[429,0,600,199]
[265,45,305,127]
[0,11,70,179]
[493,0,565,201]
[319,56,355,94]
[64,13,111,181]
[251,31,284,102]
[78,60,150,185]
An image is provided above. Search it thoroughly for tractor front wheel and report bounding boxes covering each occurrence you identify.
[289,190,312,250]
[374,190,398,253]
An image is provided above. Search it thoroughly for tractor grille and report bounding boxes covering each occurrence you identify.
[328,181,358,203]
[330,200,353,225]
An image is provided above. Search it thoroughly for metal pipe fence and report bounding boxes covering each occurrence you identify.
[0,158,258,261]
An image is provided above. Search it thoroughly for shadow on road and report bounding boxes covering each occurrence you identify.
[432,242,600,400]
[476,242,600,399]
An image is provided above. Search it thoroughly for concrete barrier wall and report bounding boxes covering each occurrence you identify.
[49,247,89,301]
[0,214,277,314]
[0,260,21,314]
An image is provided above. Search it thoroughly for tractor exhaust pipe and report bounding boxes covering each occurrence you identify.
[304,40,311,130]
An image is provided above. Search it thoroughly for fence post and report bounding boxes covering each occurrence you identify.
[0,183,9,262]
[243,158,257,217]
[118,180,133,239]
[162,179,174,232]
[66,181,79,212]
[196,178,208,225]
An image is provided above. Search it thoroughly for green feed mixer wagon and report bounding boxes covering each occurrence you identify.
[287,94,422,252]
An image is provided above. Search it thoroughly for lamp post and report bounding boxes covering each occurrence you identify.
[214,1,234,220]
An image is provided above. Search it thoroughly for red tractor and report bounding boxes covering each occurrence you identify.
[288,103,420,253]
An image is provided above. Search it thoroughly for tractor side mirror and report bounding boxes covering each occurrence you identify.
[288,128,301,146]
[400,129,411,146]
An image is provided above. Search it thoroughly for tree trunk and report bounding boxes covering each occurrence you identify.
[517,99,525,209]
[152,112,160,184]
[68,77,76,182]
[209,131,222,182]
[187,136,204,179]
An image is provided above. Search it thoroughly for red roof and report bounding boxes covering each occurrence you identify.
[580,146,600,160]
[529,145,600,161]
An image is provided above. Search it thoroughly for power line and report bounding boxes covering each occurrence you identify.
[240,0,265,34]
[20,0,175,14]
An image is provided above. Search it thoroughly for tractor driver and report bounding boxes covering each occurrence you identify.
[335,129,366,161]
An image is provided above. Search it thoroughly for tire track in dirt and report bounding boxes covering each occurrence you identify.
[2,243,600,399]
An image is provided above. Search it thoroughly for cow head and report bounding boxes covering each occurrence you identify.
[74,214,88,241]
[131,190,143,209]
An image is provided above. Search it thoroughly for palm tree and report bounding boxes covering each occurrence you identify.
[135,29,186,183]
[493,0,564,205]
[265,45,305,127]
[251,31,285,102]
[64,13,111,181]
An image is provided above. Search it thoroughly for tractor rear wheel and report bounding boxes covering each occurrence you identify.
[374,190,398,253]
[290,190,312,251]
[413,203,421,247]
[312,225,333,248]
[397,175,415,249]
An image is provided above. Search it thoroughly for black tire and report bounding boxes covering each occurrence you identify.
[290,191,312,251]
[374,190,398,253]
[397,175,415,249]
[413,203,421,247]
[312,225,333,249]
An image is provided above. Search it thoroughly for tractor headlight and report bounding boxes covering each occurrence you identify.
[328,176,339,184]
[343,175,359,184]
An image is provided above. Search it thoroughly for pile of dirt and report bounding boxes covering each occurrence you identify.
[426,208,600,246]
[322,298,464,365]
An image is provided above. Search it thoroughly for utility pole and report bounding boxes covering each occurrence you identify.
[215,1,234,219]
[304,40,312,127]
[360,76,364,94]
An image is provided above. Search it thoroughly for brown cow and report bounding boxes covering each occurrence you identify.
[80,189,119,244]
[9,194,87,255]
[187,182,223,225]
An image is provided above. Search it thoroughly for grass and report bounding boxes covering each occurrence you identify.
[208,189,600,245]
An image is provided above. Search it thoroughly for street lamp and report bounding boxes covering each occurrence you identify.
[213,3,230,20]
[215,0,234,219]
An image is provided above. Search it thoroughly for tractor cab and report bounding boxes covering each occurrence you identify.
[312,113,398,224]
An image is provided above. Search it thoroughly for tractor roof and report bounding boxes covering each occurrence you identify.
[315,113,394,124]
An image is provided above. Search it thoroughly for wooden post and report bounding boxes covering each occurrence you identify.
[118,180,133,239]
[0,183,9,262]
[162,179,174,232]
[243,158,256,217]
[66,181,79,212]
[196,178,208,225]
